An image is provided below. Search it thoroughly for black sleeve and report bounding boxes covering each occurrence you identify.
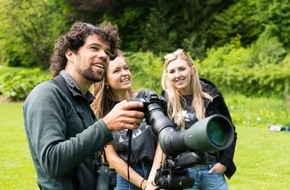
[215,89,237,179]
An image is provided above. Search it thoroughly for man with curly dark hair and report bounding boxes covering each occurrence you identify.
[23,21,144,190]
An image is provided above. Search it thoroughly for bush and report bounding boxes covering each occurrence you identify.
[0,68,50,101]
[126,51,163,94]
[197,36,290,97]
[1,45,290,101]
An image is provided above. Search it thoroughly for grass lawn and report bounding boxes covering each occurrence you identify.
[0,101,38,190]
[0,97,290,190]
[227,127,290,190]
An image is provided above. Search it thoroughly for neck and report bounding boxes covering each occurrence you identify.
[179,87,192,95]
[65,68,92,95]
[113,90,131,101]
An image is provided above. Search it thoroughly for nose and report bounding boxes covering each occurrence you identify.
[174,71,181,78]
[121,69,130,76]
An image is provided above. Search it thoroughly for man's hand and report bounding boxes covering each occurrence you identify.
[103,100,144,131]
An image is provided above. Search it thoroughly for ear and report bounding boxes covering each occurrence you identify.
[191,66,195,75]
[65,49,75,63]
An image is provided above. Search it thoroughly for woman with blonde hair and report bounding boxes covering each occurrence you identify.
[161,49,237,190]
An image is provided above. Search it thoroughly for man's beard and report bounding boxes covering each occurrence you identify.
[79,67,104,82]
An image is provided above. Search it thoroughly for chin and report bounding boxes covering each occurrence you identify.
[91,75,104,82]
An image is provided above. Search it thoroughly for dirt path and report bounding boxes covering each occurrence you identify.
[0,96,10,102]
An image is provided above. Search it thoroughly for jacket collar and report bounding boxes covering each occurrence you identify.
[60,70,95,104]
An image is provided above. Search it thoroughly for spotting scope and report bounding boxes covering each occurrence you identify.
[131,89,234,156]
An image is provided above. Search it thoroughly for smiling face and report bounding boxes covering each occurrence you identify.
[166,58,193,95]
[76,34,111,82]
[66,34,111,84]
[106,56,132,96]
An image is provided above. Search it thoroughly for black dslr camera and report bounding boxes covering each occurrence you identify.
[130,89,167,125]
[154,160,194,190]
[131,89,235,190]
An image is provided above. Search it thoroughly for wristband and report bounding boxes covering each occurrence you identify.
[140,178,145,189]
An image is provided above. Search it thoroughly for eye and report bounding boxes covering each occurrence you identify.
[112,68,121,74]
[179,67,186,71]
[89,45,99,51]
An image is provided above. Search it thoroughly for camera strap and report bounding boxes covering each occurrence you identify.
[101,148,108,163]
[52,75,96,128]
[126,130,133,188]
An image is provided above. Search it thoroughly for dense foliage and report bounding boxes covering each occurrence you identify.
[1,48,288,101]
[0,0,72,68]
[0,68,50,101]
[0,0,289,99]
[197,35,290,97]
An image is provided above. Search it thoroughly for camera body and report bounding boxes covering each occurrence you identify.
[154,155,197,190]
[154,151,208,189]
[155,164,194,190]
[130,89,167,125]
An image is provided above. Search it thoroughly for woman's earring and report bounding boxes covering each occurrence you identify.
[106,85,109,90]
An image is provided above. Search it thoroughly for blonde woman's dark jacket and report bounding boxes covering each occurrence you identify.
[162,78,237,179]
[201,78,237,179]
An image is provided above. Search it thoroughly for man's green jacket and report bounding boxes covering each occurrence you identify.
[23,71,113,189]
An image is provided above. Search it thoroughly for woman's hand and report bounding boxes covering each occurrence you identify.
[209,163,227,174]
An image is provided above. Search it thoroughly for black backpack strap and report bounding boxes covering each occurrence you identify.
[52,75,86,128]
[53,75,74,100]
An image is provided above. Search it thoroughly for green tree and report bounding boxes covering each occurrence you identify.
[63,0,234,57]
[207,0,262,48]
[256,0,290,49]
[208,0,290,52]
[140,0,235,58]
[0,0,72,68]
[64,0,155,51]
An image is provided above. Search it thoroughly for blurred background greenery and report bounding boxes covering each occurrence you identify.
[0,0,290,189]
[0,0,289,100]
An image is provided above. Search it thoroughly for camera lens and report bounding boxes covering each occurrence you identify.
[207,120,227,147]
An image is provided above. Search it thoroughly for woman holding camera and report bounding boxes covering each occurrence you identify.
[161,49,237,190]
[91,50,163,190]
